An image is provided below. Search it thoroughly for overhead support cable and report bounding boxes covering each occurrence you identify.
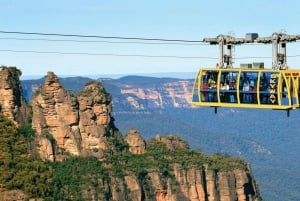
[0,49,218,59]
[0,30,204,43]
[0,37,208,46]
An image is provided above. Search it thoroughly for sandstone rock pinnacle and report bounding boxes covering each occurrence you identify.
[0,66,29,126]
[31,72,119,161]
[124,129,146,154]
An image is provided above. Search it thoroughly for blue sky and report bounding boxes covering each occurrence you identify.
[1,0,300,78]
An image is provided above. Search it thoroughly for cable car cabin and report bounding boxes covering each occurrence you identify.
[192,68,300,111]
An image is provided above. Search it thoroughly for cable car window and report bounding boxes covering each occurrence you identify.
[259,72,279,105]
[281,75,289,105]
[291,76,298,106]
[200,70,219,102]
[239,72,258,104]
[281,76,287,98]
[220,71,238,103]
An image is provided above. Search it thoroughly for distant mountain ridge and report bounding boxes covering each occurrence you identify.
[20,71,196,81]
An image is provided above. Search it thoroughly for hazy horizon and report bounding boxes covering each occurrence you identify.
[20,71,197,80]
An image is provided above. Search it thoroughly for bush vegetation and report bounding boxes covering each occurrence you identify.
[0,113,248,200]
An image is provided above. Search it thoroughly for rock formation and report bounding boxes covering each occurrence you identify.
[0,66,29,126]
[124,129,146,154]
[77,80,113,153]
[155,134,189,151]
[31,72,121,161]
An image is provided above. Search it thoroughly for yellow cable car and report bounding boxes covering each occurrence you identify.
[192,68,300,111]
[191,33,300,115]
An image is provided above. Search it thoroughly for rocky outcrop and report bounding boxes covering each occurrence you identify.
[124,129,146,154]
[155,134,189,151]
[0,66,29,126]
[31,72,80,160]
[77,81,112,153]
[31,72,120,161]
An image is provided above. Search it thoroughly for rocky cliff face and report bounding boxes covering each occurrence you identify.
[0,66,29,126]
[31,72,121,161]
[151,136,260,201]
[113,78,193,111]
[83,133,261,201]
[120,80,192,108]
[153,164,258,201]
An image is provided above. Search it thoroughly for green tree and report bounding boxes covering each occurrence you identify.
[0,113,52,198]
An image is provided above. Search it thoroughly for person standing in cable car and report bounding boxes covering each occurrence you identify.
[243,77,250,103]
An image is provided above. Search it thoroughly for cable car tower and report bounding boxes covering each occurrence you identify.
[256,33,300,70]
[203,33,256,68]
[192,33,300,116]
